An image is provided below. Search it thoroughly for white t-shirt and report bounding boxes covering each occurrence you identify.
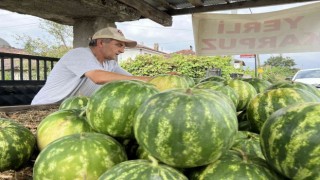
[31,47,131,105]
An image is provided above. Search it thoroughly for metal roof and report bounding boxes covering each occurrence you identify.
[0,0,318,26]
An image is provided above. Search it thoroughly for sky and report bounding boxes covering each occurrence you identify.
[0,1,320,70]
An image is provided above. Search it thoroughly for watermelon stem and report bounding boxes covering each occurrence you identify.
[79,109,86,117]
[148,155,159,166]
[231,147,248,163]
[186,88,193,95]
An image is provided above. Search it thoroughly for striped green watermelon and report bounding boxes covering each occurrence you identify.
[0,118,36,171]
[266,81,320,98]
[194,81,239,107]
[246,88,320,133]
[260,102,320,179]
[98,158,188,180]
[181,75,196,87]
[189,150,282,180]
[232,131,264,159]
[134,88,238,168]
[36,109,93,151]
[136,145,150,160]
[242,78,272,93]
[59,96,89,110]
[86,80,159,138]
[228,79,257,111]
[199,76,226,83]
[148,74,189,91]
[33,133,127,179]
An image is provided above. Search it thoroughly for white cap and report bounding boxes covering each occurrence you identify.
[92,27,137,47]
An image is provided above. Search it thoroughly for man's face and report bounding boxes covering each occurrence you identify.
[100,39,125,60]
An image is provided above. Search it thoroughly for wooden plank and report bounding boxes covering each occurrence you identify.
[0,103,60,113]
[116,0,172,26]
[167,0,319,15]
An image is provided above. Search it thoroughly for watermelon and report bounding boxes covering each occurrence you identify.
[194,81,239,107]
[194,81,225,88]
[136,145,150,160]
[246,88,320,133]
[148,74,189,91]
[134,88,238,168]
[59,96,89,110]
[260,102,320,179]
[199,76,226,83]
[227,79,257,111]
[189,150,282,180]
[36,109,93,151]
[0,118,36,171]
[98,158,188,180]
[232,131,264,159]
[86,80,159,138]
[33,133,127,179]
[266,81,320,98]
[181,75,196,87]
[242,78,272,93]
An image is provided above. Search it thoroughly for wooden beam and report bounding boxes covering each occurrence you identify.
[188,0,204,7]
[116,0,172,26]
[167,0,320,15]
[157,0,176,10]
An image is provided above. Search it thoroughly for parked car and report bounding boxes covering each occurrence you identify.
[292,68,320,89]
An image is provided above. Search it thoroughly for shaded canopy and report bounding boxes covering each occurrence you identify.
[0,0,317,26]
[1,0,317,47]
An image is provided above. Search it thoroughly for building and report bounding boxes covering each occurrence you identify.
[0,38,28,55]
[0,38,30,80]
[233,59,246,69]
[171,46,196,55]
[117,43,167,63]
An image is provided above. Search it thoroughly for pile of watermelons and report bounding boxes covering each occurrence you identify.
[1,74,320,179]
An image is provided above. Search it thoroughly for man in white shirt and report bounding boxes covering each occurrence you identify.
[31,27,151,105]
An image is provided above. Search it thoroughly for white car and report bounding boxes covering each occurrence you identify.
[292,68,320,89]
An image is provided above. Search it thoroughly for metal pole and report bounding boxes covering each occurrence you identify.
[254,54,258,78]
[256,54,262,78]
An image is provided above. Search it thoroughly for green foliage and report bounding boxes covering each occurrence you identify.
[260,66,296,83]
[121,54,248,79]
[264,56,296,68]
[15,20,73,58]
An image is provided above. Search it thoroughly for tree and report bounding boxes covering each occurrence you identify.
[15,20,73,58]
[264,55,296,68]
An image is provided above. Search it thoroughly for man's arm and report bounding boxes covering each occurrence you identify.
[85,70,152,84]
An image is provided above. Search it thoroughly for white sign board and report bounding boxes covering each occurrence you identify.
[192,3,320,55]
